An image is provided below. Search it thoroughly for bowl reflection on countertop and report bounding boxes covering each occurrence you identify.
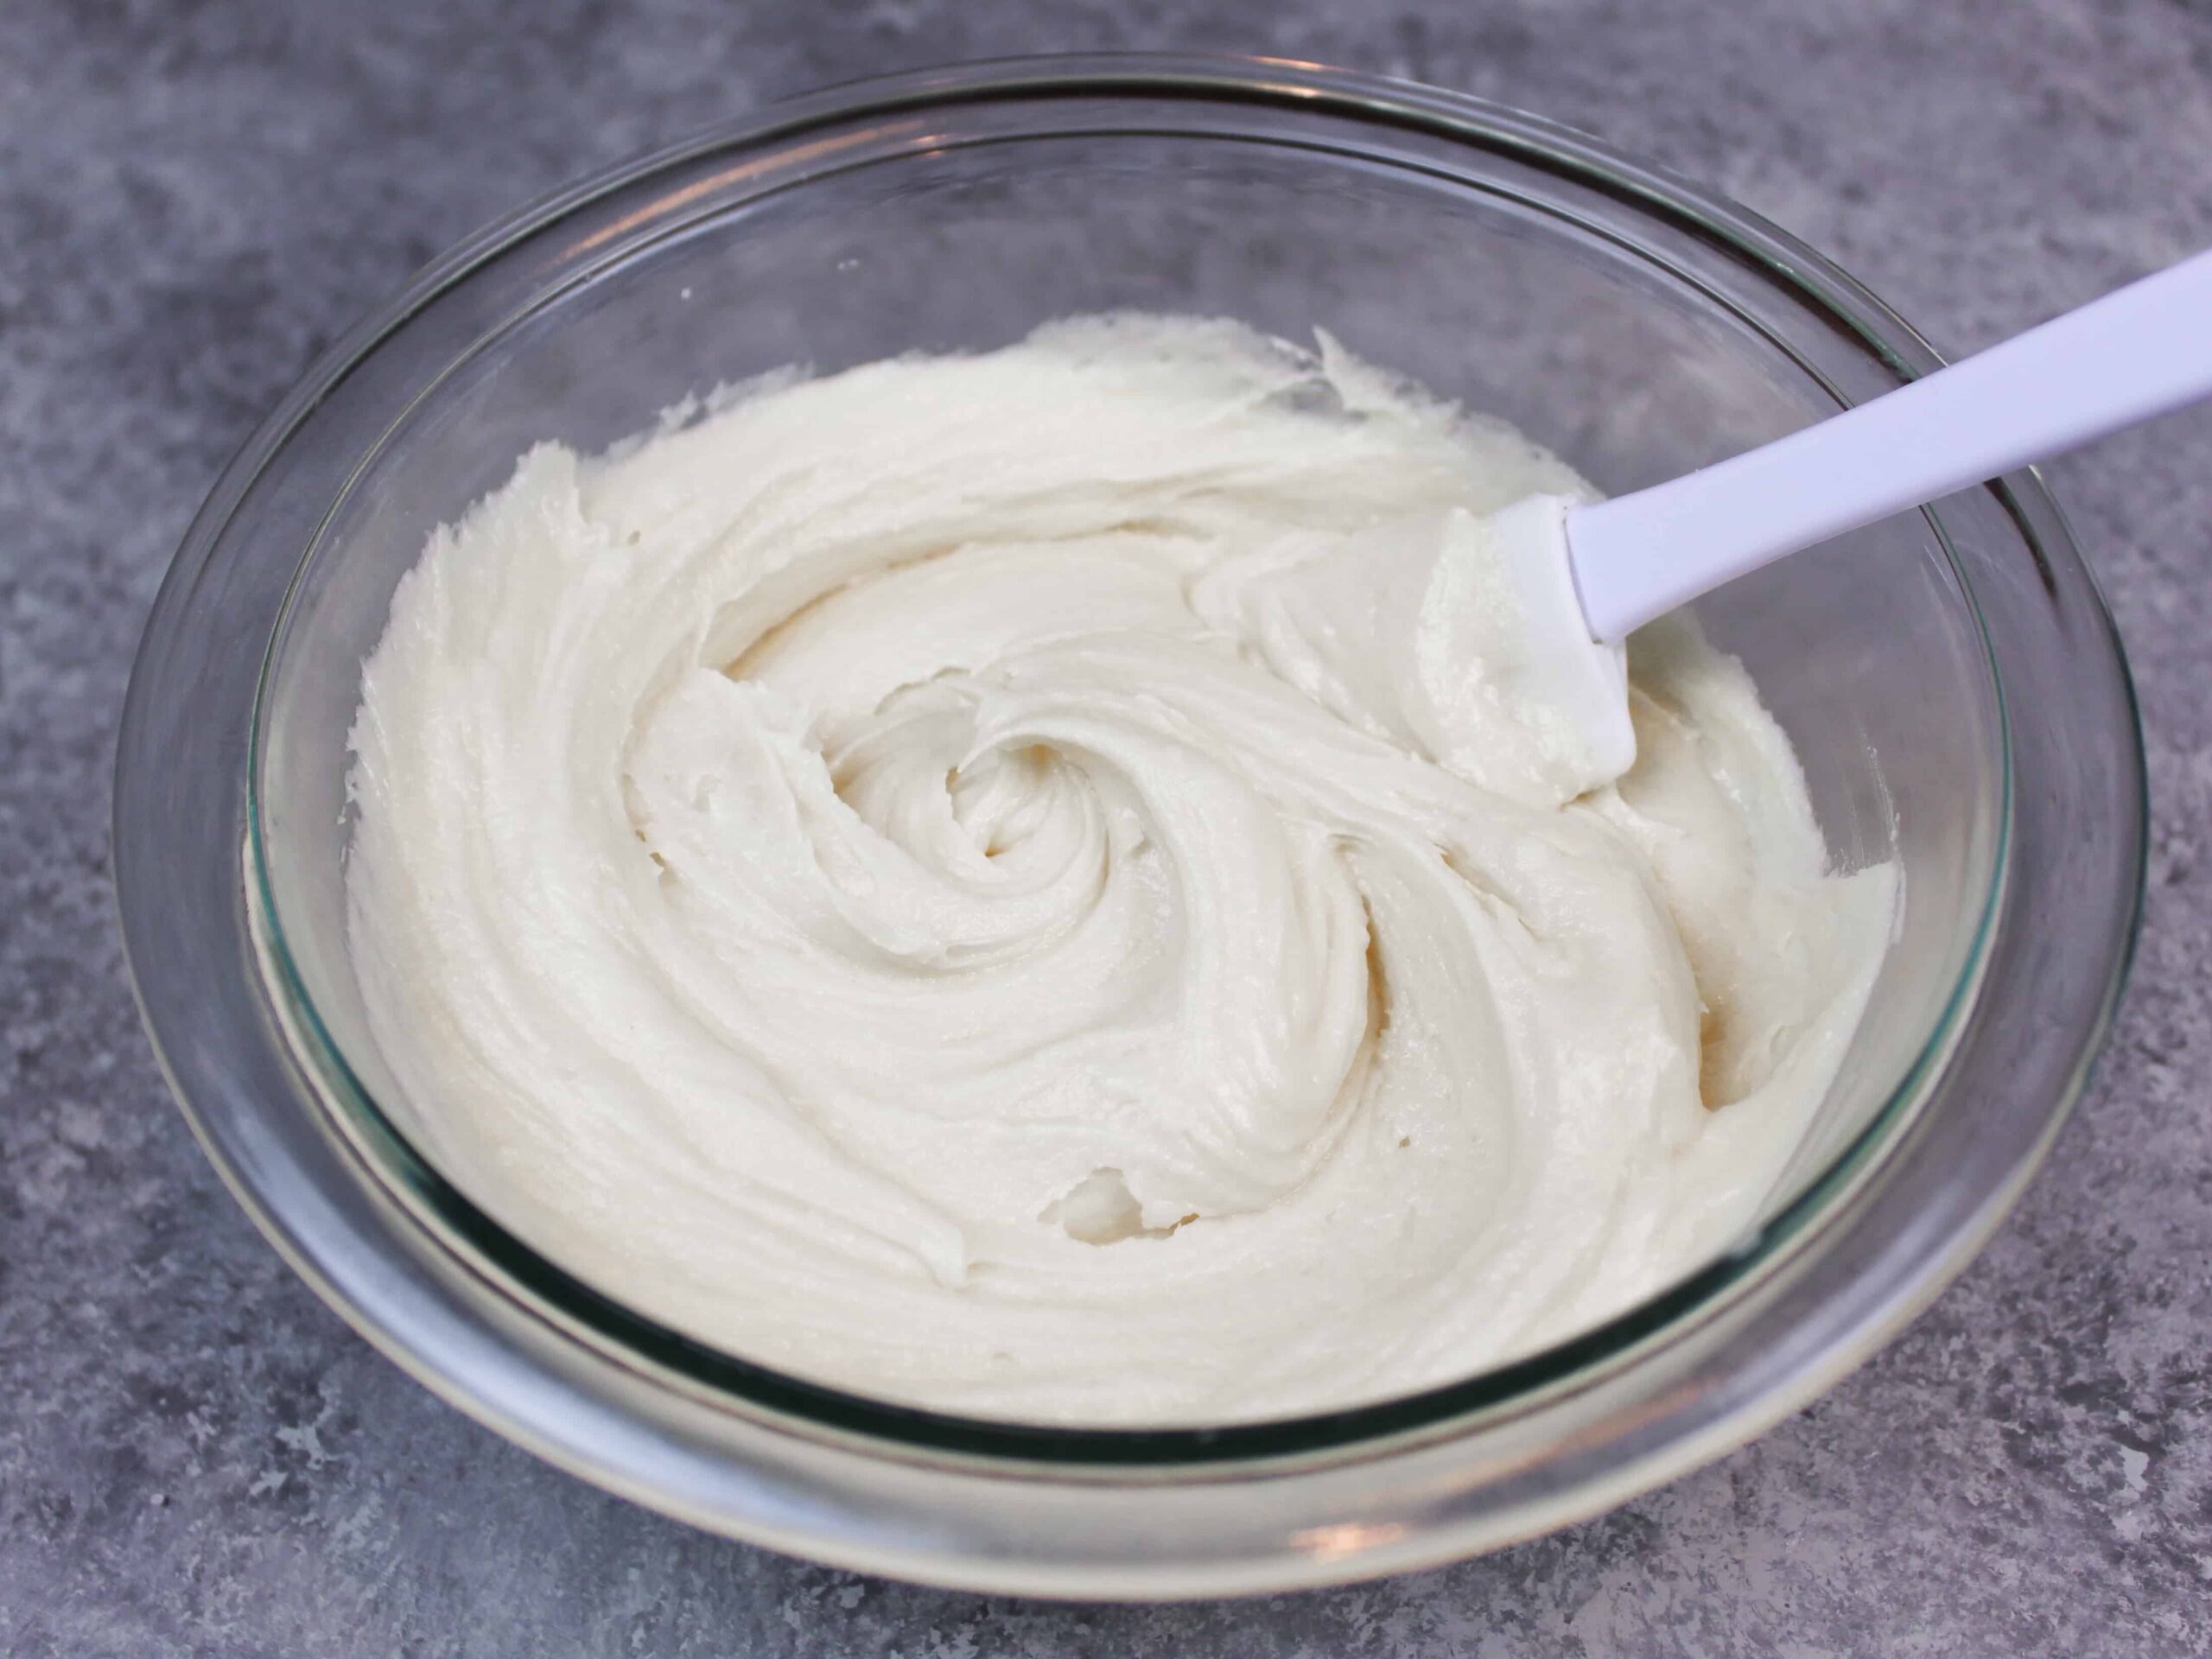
[114,55,2143,1598]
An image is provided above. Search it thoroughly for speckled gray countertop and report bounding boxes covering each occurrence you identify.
[4,2,2210,1653]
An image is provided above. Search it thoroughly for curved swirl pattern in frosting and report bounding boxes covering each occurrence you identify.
[346,318,1895,1424]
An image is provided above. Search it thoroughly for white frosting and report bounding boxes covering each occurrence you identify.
[346,317,1896,1425]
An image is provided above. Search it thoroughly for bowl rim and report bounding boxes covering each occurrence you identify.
[117,51,2147,1594]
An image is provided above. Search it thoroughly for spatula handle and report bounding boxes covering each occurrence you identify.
[1567,246,2212,643]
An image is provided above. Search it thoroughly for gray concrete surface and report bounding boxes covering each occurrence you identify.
[4,1,2210,1653]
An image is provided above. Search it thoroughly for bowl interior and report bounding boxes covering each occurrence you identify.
[251,117,2005,1426]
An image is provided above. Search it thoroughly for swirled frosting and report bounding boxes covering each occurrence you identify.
[346,317,1895,1424]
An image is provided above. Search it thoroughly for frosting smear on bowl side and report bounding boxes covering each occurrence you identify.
[346,316,1896,1425]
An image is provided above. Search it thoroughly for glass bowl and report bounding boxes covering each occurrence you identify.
[114,55,2145,1598]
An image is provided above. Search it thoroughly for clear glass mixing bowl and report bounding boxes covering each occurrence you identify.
[114,56,2145,1598]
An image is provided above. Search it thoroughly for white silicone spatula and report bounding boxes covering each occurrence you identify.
[1497,246,2212,775]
